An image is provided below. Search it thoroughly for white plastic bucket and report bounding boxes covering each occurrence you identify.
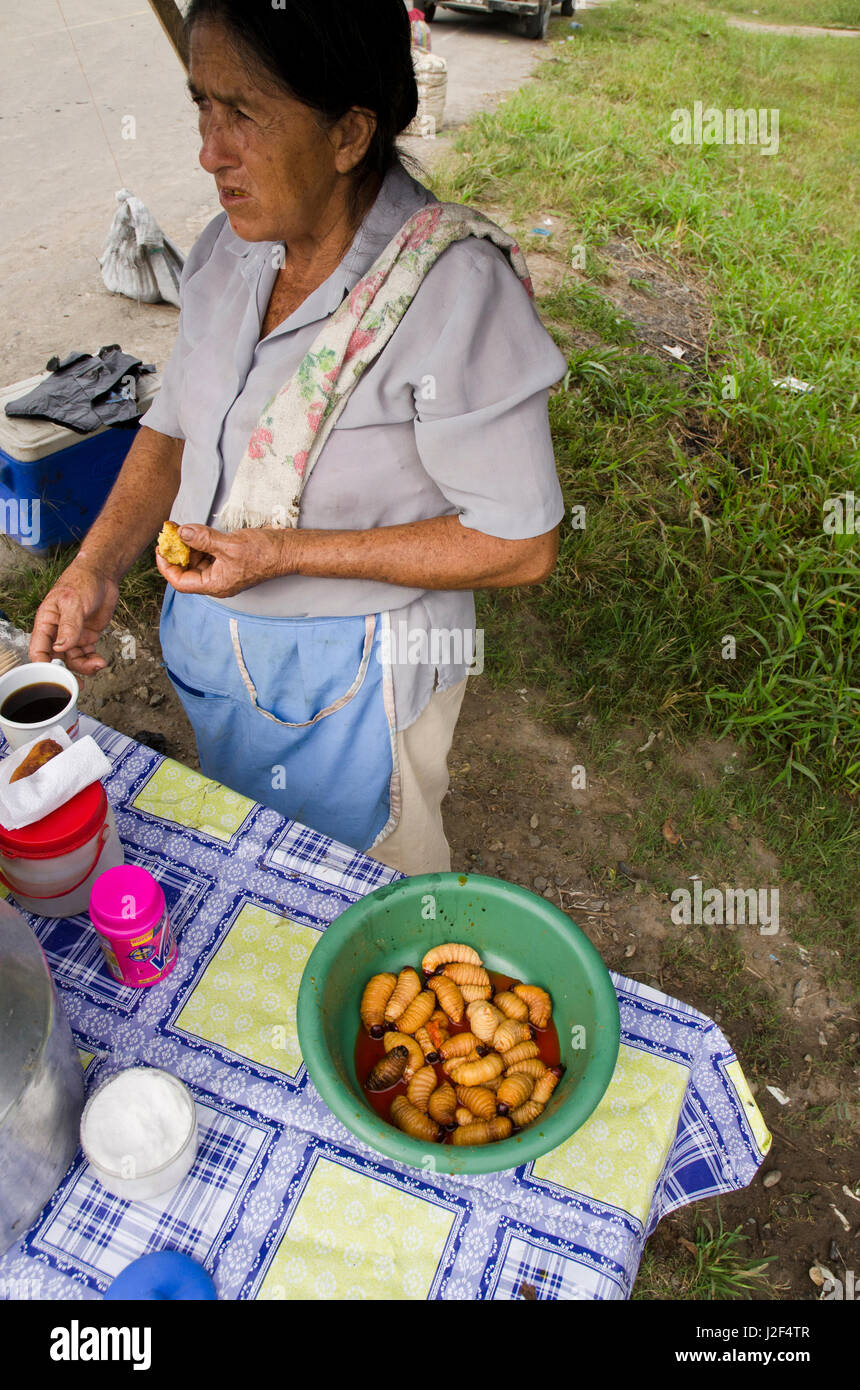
[0,784,123,917]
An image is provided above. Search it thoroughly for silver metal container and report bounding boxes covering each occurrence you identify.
[0,896,84,1255]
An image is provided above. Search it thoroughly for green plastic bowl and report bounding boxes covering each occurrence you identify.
[297,872,620,1174]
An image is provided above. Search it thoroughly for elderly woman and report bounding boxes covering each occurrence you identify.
[30,0,565,875]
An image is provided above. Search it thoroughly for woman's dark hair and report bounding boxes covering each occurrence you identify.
[184,0,420,211]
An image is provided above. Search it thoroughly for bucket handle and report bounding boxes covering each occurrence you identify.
[0,823,110,902]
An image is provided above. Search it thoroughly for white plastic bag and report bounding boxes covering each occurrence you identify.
[406,50,447,137]
[99,189,185,308]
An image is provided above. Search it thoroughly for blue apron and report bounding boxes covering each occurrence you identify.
[159,588,398,852]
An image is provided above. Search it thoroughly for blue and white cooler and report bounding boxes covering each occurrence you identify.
[0,370,161,554]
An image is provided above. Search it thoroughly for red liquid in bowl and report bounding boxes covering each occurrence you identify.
[354,971,561,1143]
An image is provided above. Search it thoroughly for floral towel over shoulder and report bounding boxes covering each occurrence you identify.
[217,203,534,533]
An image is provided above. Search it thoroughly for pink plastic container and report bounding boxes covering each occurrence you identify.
[88,865,177,988]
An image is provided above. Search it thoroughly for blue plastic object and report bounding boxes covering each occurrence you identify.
[104,1251,216,1301]
[0,426,139,553]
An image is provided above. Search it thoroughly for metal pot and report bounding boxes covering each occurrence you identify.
[0,896,84,1254]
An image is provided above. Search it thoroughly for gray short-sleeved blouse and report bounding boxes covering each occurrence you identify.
[141,161,567,730]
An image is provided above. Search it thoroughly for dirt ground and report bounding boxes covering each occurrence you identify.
[726,17,860,38]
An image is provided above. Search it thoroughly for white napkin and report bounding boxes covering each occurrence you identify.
[0,726,112,830]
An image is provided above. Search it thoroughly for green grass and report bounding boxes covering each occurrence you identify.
[428,0,860,958]
[720,0,860,26]
[634,1206,776,1299]
[0,546,163,637]
[0,548,70,629]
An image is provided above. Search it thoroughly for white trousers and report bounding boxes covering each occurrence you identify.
[367,677,468,877]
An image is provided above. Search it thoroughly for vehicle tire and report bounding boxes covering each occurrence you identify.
[523,0,552,39]
[561,0,575,14]
[423,3,437,19]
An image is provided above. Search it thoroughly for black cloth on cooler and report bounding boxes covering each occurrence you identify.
[5,346,156,434]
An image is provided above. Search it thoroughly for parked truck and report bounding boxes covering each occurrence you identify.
[421,1,575,41]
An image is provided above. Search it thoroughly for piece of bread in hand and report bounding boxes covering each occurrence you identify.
[157,520,191,568]
[10,738,64,783]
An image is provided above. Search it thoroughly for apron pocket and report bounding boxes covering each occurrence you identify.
[229,614,376,727]
[159,591,398,851]
[163,665,228,701]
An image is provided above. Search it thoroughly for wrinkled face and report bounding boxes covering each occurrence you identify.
[189,20,351,244]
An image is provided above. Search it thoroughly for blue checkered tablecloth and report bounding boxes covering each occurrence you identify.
[0,719,770,1301]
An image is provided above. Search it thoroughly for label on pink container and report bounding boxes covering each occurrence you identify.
[89,865,177,988]
[102,906,177,987]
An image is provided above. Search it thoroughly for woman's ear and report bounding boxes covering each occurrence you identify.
[332,107,378,174]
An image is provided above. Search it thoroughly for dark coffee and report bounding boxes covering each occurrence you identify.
[1,682,71,724]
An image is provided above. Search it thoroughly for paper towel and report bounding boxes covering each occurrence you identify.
[0,726,112,830]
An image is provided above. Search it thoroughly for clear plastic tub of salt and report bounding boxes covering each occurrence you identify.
[80,1067,198,1202]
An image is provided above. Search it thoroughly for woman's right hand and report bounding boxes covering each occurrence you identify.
[29,561,120,675]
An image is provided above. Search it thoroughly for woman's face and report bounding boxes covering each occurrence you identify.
[189,21,371,245]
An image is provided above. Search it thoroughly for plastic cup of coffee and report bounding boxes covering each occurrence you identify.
[0,660,80,750]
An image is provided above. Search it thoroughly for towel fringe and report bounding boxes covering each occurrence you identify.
[217,505,275,533]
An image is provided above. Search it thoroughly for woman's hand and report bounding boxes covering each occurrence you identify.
[29,561,120,674]
[155,524,296,598]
